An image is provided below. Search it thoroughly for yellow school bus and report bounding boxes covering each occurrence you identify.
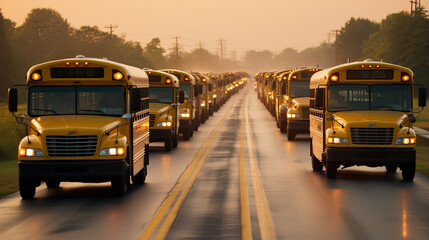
[277,68,320,140]
[160,69,198,140]
[309,60,426,180]
[145,70,184,151]
[8,56,150,198]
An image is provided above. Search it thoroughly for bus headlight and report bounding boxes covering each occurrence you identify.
[201,102,206,107]
[327,137,349,144]
[19,148,44,157]
[180,113,191,118]
[100,147,126,156]
[287,113,300,118]
[395,137,416,145]
[213,94,217,98]
[156,121,172,127]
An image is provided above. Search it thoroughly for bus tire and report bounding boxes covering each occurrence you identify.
[111,167,128,196]
[164,136,173,151]
[173,132,179,148]
[401,162,415,181]
[325,161,337,179]
[385,164,397,173]
[280,118,287,133]
[46,180,60,188]
[190,125,194,137]
[183,127,190,140]
[132,165,146,185]
[20,178,37,199]
[287,127,296,140]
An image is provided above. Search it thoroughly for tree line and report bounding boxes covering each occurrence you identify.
[1,7,428,101]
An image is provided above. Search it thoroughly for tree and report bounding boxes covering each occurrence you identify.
[335,18,379,63]
[143,38,165,68]
[243,50,274,73]
[0,11,17,101]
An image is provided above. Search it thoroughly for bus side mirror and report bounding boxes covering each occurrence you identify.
[208,84,213,92]
[8,88,18,113]
[418,87,426,107]
[199,85,203,94]
[271,81,276,90]
[179,91,185,103]
[131,88,141,112]
[281,83,287,95]
[194,85,199,96]
[315,88,325,110]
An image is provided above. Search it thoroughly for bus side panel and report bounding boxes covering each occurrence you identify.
[310,111,324,161]
[133,117,149,176]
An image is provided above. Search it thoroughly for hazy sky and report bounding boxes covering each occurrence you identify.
[1,0,427,59]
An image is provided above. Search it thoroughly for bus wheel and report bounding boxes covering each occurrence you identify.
[287,127,296,140]
[19,177,37,199]
[111,167,128,196]
[183,127,190,140]
[401,162,415,181]
[132,165,146,185]
[173,133,179,148]
[385,164,397,173]
[280,118,287,133]
[46,180,60,188]
[311,149,323,172]
[165,136,173,151]
[190,125,194,137]
[325,161,337,179]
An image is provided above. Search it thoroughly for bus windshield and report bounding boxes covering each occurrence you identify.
[29,86,126,116]
[179,83,191,98]
[149,87,174,103]
[290,81,309,98]
[328,84,411,112]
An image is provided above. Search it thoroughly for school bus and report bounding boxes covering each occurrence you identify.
[309,60,426,180]
[145,70,184,151]
[8,56,150,198]
[160,69,199,140]
[277,68,320,140]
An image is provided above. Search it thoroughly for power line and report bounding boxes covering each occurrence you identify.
[104,24,118,36]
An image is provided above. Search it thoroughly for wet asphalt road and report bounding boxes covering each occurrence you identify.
[1,83,429,240]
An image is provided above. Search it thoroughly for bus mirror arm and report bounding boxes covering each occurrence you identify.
[327,114,344,129]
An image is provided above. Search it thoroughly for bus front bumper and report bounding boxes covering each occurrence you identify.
[19,160,127,182]
[288,120,309,133]
[149,129,173,142]
[325,147,415,167]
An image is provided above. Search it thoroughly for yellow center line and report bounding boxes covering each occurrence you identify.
[240,97,253,240]
[245,93,277,240]
[139,97,236,240]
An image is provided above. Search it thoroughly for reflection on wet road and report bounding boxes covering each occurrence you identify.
[1,83,429,240]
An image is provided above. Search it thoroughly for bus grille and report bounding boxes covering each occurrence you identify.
[46,135,98,157]
[350,128,394,145]
[302,107,310,119]
[149,114,156,127]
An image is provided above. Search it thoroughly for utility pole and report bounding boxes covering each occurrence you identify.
[332,30,340,65]
[104,24,118,36]
[172,36,181,68]
[218,38,226,68]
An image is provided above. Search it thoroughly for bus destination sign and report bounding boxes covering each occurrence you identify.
[51,67,104,78]
[346,70,394,80]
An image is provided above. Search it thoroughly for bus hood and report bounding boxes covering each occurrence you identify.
[331,111,408,128]
[31,115,122,136]
[291,97,309,108]
[149,103,171,114]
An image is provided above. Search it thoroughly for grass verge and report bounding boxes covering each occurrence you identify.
[0,158,18,198]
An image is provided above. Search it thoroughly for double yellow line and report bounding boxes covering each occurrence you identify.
[139,98,235,240]
[140,89,276,240]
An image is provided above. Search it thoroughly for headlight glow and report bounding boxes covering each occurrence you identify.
[287,113,300,118]
[395,137,416,145]
[327,137,348,144]
[18,148,44,157]
[156,121,172,127]
[180,113,191,118]
[100,147,126,156]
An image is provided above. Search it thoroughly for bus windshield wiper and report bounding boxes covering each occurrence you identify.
[79,109,107,115]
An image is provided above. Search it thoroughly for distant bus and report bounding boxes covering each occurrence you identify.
[8,56,150,198]
[309,60,426,180]
[146,70,184,151]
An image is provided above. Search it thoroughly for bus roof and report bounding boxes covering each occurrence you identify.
[309,60,413,89]
[26,57,148,87]
[159,69,196,85]
[145,70,180,88]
